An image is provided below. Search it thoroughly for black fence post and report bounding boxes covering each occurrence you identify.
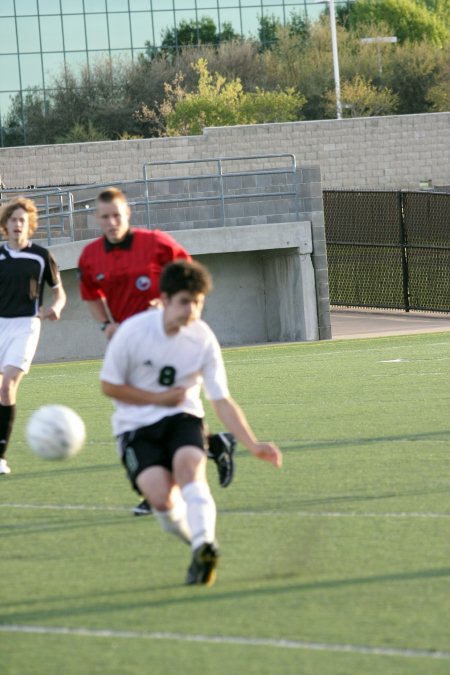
[398,191,410,312]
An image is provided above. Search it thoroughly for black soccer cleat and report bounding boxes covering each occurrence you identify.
[186,542,220,586]
[208,432,236,488]
[133,499,152,516]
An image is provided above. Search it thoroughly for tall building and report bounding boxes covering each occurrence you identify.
[0,0,342,144]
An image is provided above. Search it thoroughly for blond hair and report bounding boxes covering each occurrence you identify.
[96,187,128,206]
[0,197,39,237]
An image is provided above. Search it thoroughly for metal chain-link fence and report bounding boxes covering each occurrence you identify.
[324,189,450,312]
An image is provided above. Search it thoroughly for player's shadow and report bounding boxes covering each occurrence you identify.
[0,515,127,540]
[296,488,450,507]
[2,565,450,623]
[3,462,117,480]
[283,429,450,453]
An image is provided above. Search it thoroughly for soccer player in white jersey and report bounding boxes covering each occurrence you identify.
[101,259,282,586]
[79,187,237,518]
[0,197,66,475]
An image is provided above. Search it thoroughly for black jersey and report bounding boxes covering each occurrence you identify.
[0,242,61,318]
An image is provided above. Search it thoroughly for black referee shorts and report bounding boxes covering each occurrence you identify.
[118,413,207,491]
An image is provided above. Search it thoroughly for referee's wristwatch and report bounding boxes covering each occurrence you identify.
[100,320,111,331]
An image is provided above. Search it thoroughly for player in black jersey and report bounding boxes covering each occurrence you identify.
[0,197,66,474]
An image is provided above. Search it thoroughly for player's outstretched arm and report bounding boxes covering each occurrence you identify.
[42,284,67,320]
[211,397,282,468]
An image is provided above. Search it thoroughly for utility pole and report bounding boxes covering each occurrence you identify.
[360,36,398,79]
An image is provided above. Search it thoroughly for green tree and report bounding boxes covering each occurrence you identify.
[257,15,281,50]
[55,121,108,144]
[134,72,188,137]
[419,0,450,27]
[382,39,445,113]
[260,20,349,119]
[288,10,311,42]
[4,88,49,146]
[140,39,265,96]
[257,11,310,52]
[260,16,447,119]
[240,87,305,123]
[160,59,245,135]
[427,81,450,111]
[3,53,178,146]
[180,40,264,91]
[135,58,305,136]
[154,16,238,58]
[344,0,448,45]
[336,1,354,29]
[426,39,450,110]
[4,10,450,147]
[324,74,399,117]
[49,58,148,140]
[50,56,171,141]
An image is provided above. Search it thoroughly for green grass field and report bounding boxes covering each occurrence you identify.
[2,332,450,675]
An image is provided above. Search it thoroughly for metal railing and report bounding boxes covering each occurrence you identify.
[142,154,299,229]
[0,180,146,245]
[0,153,300,245]
[0,187,73,245]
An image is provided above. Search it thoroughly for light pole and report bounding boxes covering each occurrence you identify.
[360,36,397,78]
[314,0,342,119]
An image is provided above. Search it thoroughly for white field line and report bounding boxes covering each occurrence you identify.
[223,341,450,363]
[32,351,450,375]
[234,510,450,520]
[29,340,450,372]
[371,372,446,377]
[378,356,450,364]
[1,502,450,520]
[0,624,449,660]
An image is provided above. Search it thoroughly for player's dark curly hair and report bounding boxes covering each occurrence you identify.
[160,260,213,298]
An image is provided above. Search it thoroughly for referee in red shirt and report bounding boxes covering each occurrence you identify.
[78,187,190,340]
[78,188,236,514]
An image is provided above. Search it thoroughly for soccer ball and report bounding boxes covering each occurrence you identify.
[26,405,86,461]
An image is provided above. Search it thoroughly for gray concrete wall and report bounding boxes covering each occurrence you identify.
[2,112,450,191]
[30,164,331,344]
[35,222,319,363]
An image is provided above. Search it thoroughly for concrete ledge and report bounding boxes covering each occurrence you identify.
[35,220,318,361]
[50,221,313,271]
[178,222,312,256]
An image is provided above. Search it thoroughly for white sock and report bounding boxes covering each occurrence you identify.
[153,497,192,545]
[181,481,216,551]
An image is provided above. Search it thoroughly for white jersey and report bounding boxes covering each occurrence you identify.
[100,309,230,436]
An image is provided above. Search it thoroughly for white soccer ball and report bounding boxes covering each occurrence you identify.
[26,405,86,461]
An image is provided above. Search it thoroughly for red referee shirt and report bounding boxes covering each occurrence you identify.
[78,228,191,323]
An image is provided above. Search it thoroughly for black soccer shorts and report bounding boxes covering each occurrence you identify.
[118,413,207,491]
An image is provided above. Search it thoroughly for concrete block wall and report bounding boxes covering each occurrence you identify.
[35,222,319,362]
[298,167,331,339]
[23,164,332,338]
[4,110,448,354]
[34,169,300,235]
[2,112,450,192]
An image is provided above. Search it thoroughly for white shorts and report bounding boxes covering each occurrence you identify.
[0,317,41,374]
